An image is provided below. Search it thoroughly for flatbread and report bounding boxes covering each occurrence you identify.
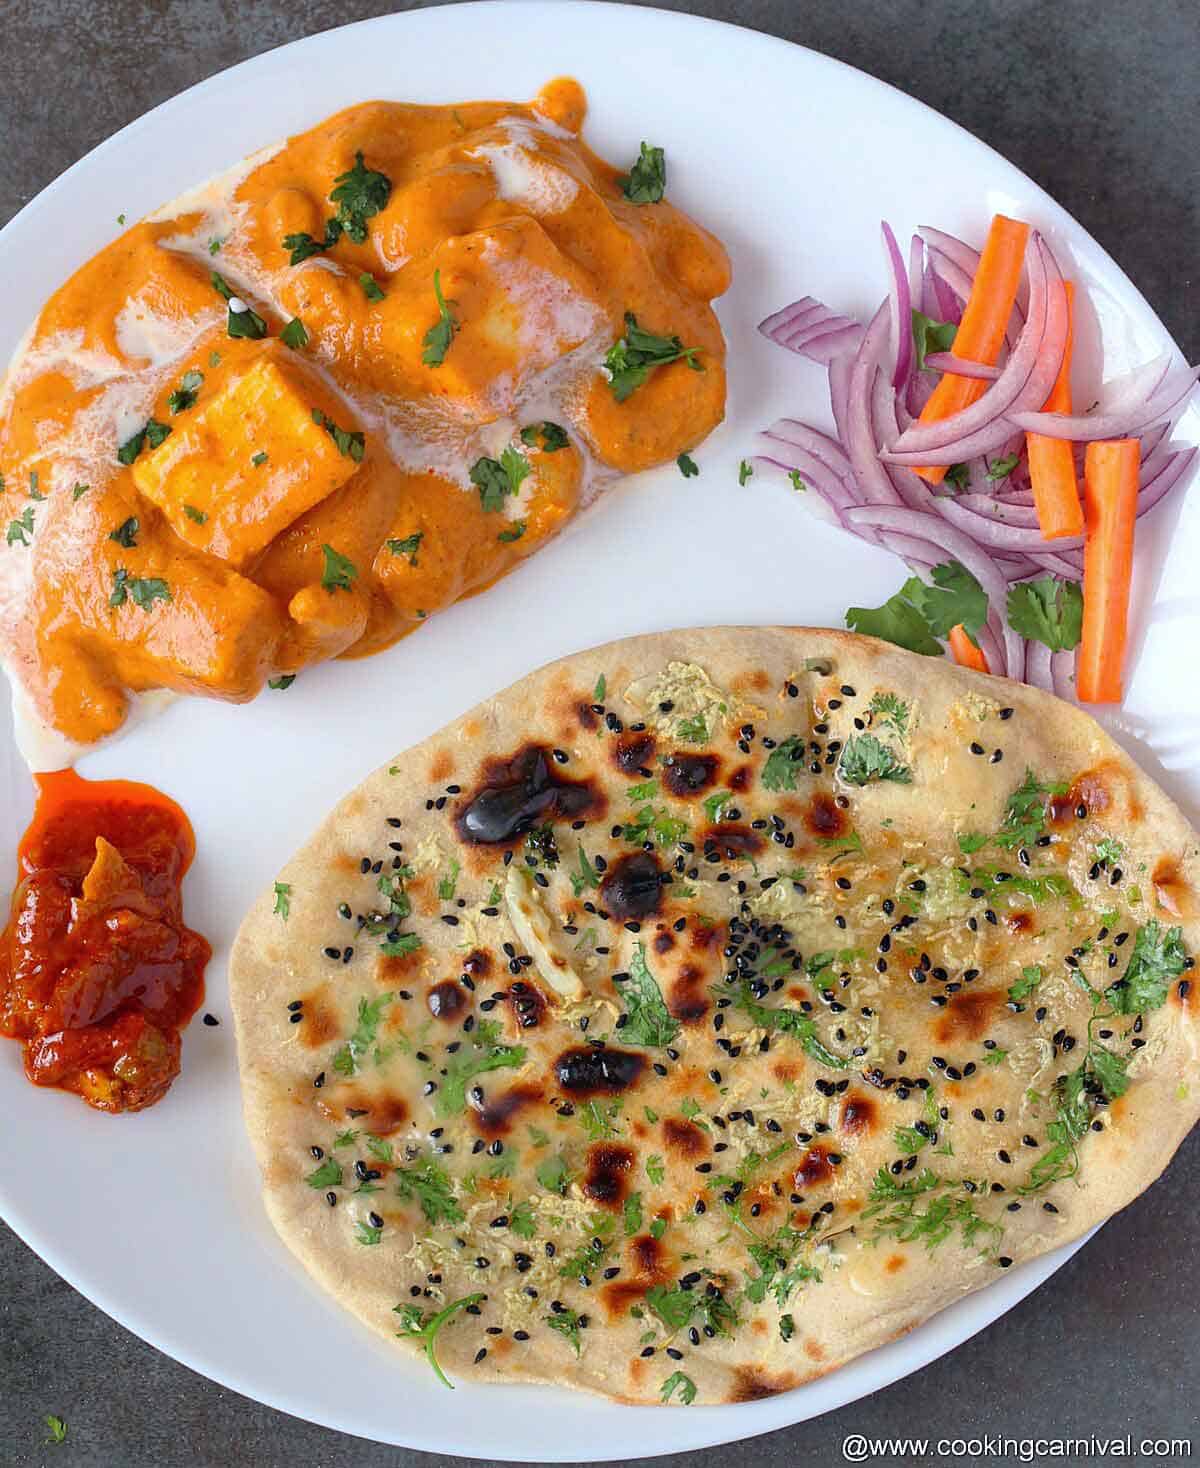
[229,628,1200,1405]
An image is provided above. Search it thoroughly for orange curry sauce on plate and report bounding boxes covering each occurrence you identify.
[0,770,210,1112]
[0,78,729,751]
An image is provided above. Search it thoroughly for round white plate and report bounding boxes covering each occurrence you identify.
[1,2,1196,1458]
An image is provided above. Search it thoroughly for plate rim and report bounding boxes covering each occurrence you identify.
[0,1,1189,1456]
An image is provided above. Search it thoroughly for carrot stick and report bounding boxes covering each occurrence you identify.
[914,214,1031,485]
[948,624,989,672]
[1078,439,1139,703]
[1026,280,1083,538]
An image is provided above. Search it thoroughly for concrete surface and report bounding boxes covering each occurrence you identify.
[1,2,1196,1465]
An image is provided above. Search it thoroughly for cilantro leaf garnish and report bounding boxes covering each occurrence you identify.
[623,1192,644,1236]
[569,844,600,897]
[354,1220,382,1245]
[117,418,172,465]
[305,1156,343,1189]
[847,562,987,653]
[1007,577,1083,652]
[545,1307,583,1356]
[437,858,460,902]
[109,569,171,610]
[311,409,365,461]
[1007,964,1043,1003]
[422,269,458,366]
[280,317,309,350]
[618,943,679,1048]
[618,142,666,204]
[268,674,295,690]
[273,881,291,919]
[394,1293,484,1390]
[1108,920,1189,1013]
[603,312,702,402]
[6,507,35,547]
[108,516,139,548]
[44,1415,68,1445]
[167,369,203,414]
[917,562,988,642]
[863,1167,1000,1253]
[558,1234,611,1282]
[498,521,526,543]
[761,735,805,791]
[394,1156,464,1225]
[660,1371,697,1406]
[728,980,850,1069]
[996,768,1067,850]
[846,576,944,656]
[281,230,338,266]
[911,308,957,372]
[869,692,910,737]
[677,452,699,478]
[536,1154,571,1195]
[894,1125,929,1155]
[742,1220,824,1306]
[520,421,569,452]
[320,543,358,593]
[470,446,530,512]
[738,459,754,486]
[387,532,423,564]
[331,992,395,1076]
[838,733,911,786]
[987,452,1021,480]
[359,271,386,302]
[329,151,392,243]
[436,1032,526,1117]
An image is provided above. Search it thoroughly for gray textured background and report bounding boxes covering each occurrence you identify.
[1,2,1197,1465]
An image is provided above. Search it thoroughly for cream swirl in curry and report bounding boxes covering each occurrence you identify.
[0,80,729,753]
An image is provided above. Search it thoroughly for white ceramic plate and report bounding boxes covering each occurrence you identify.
[2,3,1196,1458]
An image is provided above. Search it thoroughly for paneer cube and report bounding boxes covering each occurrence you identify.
[132,349,361,568]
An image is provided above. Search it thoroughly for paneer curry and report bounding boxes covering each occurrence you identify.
[0,79,729,753]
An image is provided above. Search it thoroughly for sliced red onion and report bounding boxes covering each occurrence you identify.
[876,530,942,567]
[1024,640,1055,692]
[1051,650,1076,702]
[929,265,963,325]
[882,221,912,390]
[933,493,1083,551]
[1030,550,1085,578]
[955,494,1044,528]
[1095,353,1172,414]
[841,505,1022,676]
[1009,364,1200,442]
[1134,445,1199,517]
[924,353,1001,380]
[759,296,825,338]
[1139,421,1171,461]
[829,353,852,445]
[844,305,906,511]
[927,250,1024,353]
[920,226,981,281]
[760,423,861,510]
[871,356,931,512]
[801,324,873,366]
[760,296,864,362]
[908,234,924,331]
[922,225,1030,317]
[974,622,1005,675]
[884,238,1068,464]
